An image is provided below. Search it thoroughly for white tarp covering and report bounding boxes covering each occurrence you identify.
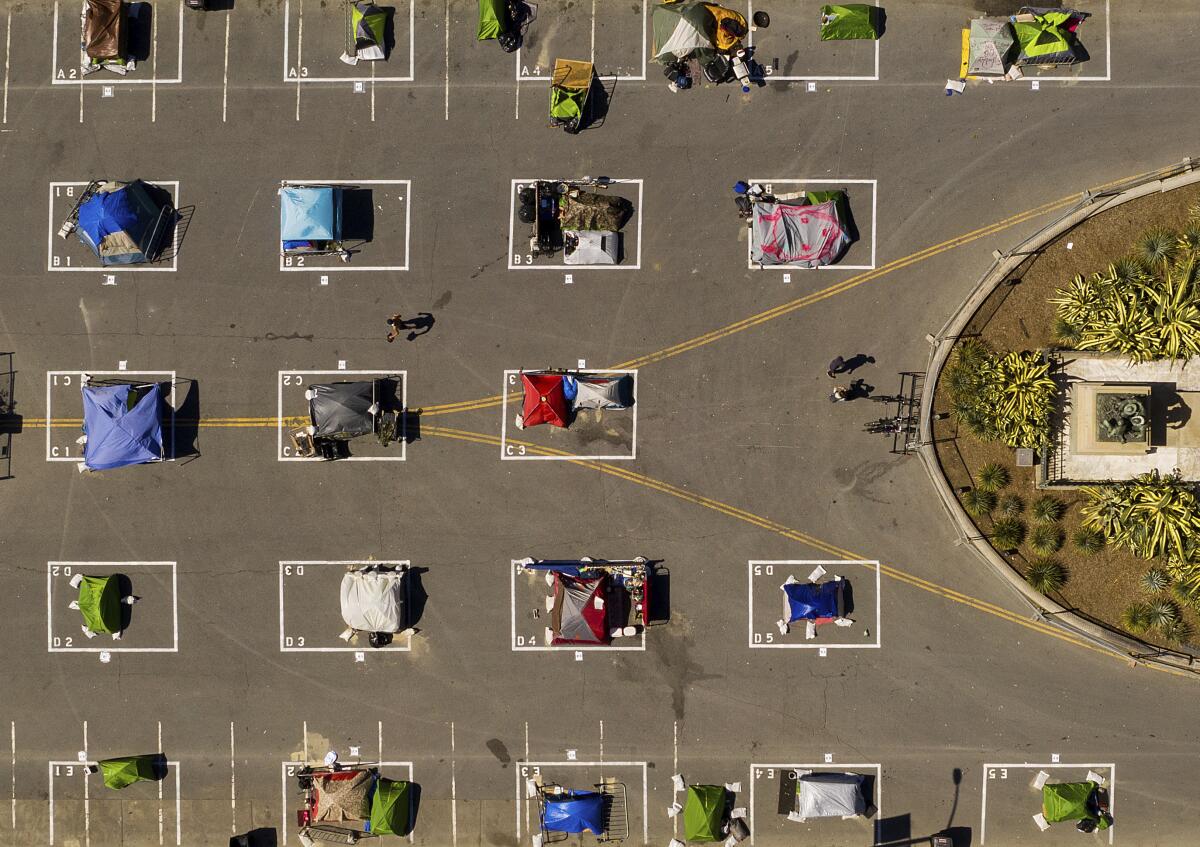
[571,375,633,410]
[654,16,708,61]
[794,773,867,820]
[968,18,1014,76]
[340,569,405,632]
[564,230,619,265]
[751,199,850,267]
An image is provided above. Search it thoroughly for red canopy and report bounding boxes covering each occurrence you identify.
[520,372,570,428]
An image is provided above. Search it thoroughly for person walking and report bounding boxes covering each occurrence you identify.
[830,385,849,403]
[827,356,847,378]
[386,314,404,343]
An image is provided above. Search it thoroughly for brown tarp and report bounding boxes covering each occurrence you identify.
[315,771,373,822]
[85,0,126,60]
[559,191,634,232]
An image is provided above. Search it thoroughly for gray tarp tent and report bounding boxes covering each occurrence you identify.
[571,375,634,410]
[309,381,376,439]
[751,199,850,267]
[340,569,405,633]
[563,230,619,265]
[968,18,1015,76]
[795,772,867,820]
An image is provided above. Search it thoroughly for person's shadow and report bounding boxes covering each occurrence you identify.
[848,379,874,400]
[844,354,876,374]
[397,313,434,341]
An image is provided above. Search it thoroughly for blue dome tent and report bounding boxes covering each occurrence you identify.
[75,180,174,265]
[81,382,164,471]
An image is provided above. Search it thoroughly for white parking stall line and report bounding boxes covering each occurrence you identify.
[47,562,179,652]
[278,180,410,272]
[45,371,177,463]
[749,762,882,843]
[151,6,157,121]
[516,0,646,82]
[746,179,877,271]
[9,721,14,830]
[280,761,413,846]
[980,763,1115,845]
[51,0,184,85]
[222,15,229,121]
[278,560,413,651]
[3,11,10,124]
[746,0,879,81]
[499,369,638,462]
[276,370,407,462]
[507,179,643,270]
[747,560,881,649]
[47,182,182,272]
[229,722,236,835]
[443,0,450,120]
[509,560,647,651]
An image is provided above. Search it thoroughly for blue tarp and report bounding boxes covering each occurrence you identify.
[279,186,341,242]
[82,383,164,471]
[543,791,604,834]
[784,580,841,622]
[77,181,164,265]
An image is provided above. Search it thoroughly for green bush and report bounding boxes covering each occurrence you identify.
[1160,618,1195,644]
[1081,470,1200,561]
[1121,603,1152,634]
[1141,567,1171,594]
[1031,495,1066,523]
[1028,523,1064,556]
[1139,227,1178,268]
[945,345,1056,448]
[1145,598,1180,631]
[997,493,1024,518]
[977,462,1011,492]
[1071,526,1106,555]
[990,518,1026,550]
[1053,317,1082,347]
[1025,557,1067,594]
[961,488,997,518]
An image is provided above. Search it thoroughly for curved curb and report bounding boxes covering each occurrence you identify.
[917,158,1200,677]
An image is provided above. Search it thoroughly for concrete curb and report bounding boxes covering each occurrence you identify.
[917,158,1200,677]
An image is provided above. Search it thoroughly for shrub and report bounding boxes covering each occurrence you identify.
[1121,603,1152,634]
[977,463,1011,492]
[1141,568,1171,594]
[1028,524,1064,556]
[1080,470,1200,561]
[990,518,1026,550]
[1072,526,1106,555]
[997,493,1024,518]
[961,488,997,518]
[1025,557,1067,594]
[1053,317,1082,347]
[1171,580,1200,609]
[1145,598,1180,631]
[946,344,1056,448]
[1160,618,1195,644]
[1139,227,1178,268]
[1031,495,1065,523]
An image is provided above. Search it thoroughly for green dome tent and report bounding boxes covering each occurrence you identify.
[77,575,122,635]
[99,756,158,790]
[1043,781,1109,829]
[477,0,504,40]
[368,777,412,835]
[683,784,727,842]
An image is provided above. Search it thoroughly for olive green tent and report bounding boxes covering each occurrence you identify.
[349,2,387,61]
[477,0,504,40]
[820,5,880,41]
[1012,10,1083,67]
[683,784,726,842]
[78,575,121,634]
[368,778,412,836]
[99,756,158,790]
[1043,781,1107,828]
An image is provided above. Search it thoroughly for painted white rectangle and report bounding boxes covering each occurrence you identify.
[278,180,411,272]
[746,179,877,271]
[499,369,638,461]
[48,182,181,272]
[515,0,647,81]
[49,760,182,845]
[278,560,413,652]
[747,560,881,649]
[514,761,649,843]
[47,561,178,653]
[280,761,413,846]
[276,370,407,462]
[45,371,176,462]
[980,763,1115,846]
[51,0,184,85]
[509,559,646,651]
[283,0,415,82]
[747,0,880,81]
[749,762,881,844]
[507,179,643,270]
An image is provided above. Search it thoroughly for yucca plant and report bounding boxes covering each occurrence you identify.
[1076,288,1158,363]
[1072,525,1106,555]
[1141,567,1171,594]
[954,337,990,371]
[1050,273,1107,327]
[1028,523,1064,556]
[1025,557,1067,594]
[1178,222,1200,254]
[961,488,997,518]
[1081,470,1200,561]
[997,493,1024,518]
[1160,618,1195,644]
[1031,495,1065,523]
[1112,256,1150,285]
[1121,603,1152,634]
[1171,580,1200,609]
[990,517,1026,551]
[976,463,1010,492]
[1139,227,1178,268]
[1149,253,1200,359]
[1145,598,1180,630]
[1053,317,1082,347]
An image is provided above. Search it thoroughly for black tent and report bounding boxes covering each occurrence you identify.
[309,381,377,439]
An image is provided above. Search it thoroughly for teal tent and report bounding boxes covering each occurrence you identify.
[820,4,880,41]
[99,756,158,790]
[78,575,121,634]
[369,778,412,835]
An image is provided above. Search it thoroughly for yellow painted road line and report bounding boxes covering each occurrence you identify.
[424,424,1192,677]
